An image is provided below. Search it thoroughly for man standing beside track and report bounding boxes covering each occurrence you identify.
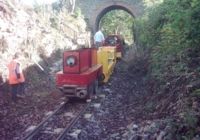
[94,29,105,48]
[7,53,25,102]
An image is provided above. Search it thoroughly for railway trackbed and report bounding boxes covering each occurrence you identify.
[21,100,89,140]
[22,94,105,140]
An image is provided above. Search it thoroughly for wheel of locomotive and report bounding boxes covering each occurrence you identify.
[86,80,99,100]
[94,80,99,95]
[98,73,105,86]
[87,83,94,99]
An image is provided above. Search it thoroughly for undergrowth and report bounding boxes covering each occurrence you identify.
[133,0,200,138]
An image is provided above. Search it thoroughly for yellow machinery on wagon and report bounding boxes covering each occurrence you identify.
[97,46,117,83]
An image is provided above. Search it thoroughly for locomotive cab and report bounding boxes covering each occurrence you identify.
[104,35,125,58]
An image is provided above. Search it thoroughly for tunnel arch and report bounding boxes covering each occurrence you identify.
[76,0,144,33]
[89,1,139,32]
[95,5,134,31]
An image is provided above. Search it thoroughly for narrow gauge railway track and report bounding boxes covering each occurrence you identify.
[22,100,91,140]
[56,94,106,140]
[56,101,90,140]
[22,101,67,140]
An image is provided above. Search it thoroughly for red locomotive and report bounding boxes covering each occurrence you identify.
[104,35,125,58]
[56,48,103,99]
[55,35,122,99]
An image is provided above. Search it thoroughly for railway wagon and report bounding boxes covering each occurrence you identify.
[56,46,117,99]
[104,35,125,58]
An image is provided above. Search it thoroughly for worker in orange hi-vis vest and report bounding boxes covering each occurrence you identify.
[7,53,25,102]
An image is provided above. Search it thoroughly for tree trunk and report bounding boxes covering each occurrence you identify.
[70,0,75,14]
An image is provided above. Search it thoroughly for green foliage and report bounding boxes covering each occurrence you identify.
[73,8,82,18]
[191,89,200,97]
[134,1,200,138]
[135,0,200,79]
[184,110,198,128]
[181,109,198,139]
[100,10,134,44]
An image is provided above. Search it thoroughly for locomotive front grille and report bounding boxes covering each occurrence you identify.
[59,85,88,98]
[59,85,77,94]
[63,88,76,94]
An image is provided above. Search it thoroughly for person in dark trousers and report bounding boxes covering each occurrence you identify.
[7,53,25,102]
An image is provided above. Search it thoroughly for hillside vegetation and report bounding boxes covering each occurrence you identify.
[0,0,89,91]
[132,0,200,139]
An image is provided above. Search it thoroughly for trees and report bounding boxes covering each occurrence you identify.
[100,10,134,44]
[135,0,200,76]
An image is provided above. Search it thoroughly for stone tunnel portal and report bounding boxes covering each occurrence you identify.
[76,0,144,33]
[95,5,135,32]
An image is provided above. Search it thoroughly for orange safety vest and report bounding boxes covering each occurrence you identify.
[7,59,25,84]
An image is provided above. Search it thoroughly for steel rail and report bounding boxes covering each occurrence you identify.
[22,101,67,140]
[56,102,91,140]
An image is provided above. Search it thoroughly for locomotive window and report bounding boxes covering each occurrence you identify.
[66,56,76,67]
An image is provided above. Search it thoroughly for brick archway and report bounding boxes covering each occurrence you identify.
[76,0,144,33]
[93,4,136,32]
